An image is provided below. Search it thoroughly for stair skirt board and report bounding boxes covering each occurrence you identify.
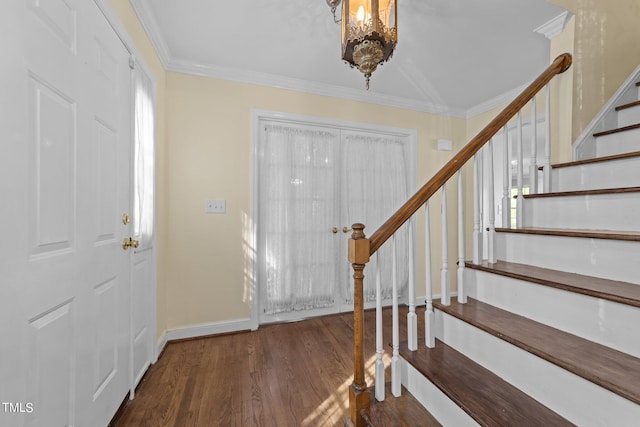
[432,310,640,425]
[465,268,640,358]
[495,232,640,284]
[401,359,480,427]
[551,154,640,193]
[522,191,640,231]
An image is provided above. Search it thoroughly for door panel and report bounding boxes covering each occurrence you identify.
[0,1,132,426]
[258,123,341,321]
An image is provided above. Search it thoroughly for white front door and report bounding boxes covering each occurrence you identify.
[0,1,132,426]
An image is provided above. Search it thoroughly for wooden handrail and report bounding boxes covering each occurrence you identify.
[347,53,571,426]
[367,53,572,255]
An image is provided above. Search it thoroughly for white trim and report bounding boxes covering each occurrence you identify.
[170,59,467,117]
[165,318,253,341]
[572,64,640,160]
[128,0,171,68]
[156,332,168,357]
[466,82,529,119]
[534,11,571,40]
[251,109,418,328]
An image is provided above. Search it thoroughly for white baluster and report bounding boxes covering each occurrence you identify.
[424,201,435,348]
[502,125,511,228]
[374,252,384,402]
[530,97,538,194]
[472,153,481,264]
[440,184,450,306]
[407,219,417,351]
[457,170,467,303]
[391,234,401,397]
[544,84,552,193]
[488,138,497,263]
[516,111,524,228]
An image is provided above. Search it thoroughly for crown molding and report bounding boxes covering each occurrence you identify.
[129,0,172,68]
[465,82,529,119]
[534,10,571,40]
[167,59,468,117]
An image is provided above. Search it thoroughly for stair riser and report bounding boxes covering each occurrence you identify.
[617,105,640,128]
[595,128,640,157]
[465,268,640,358]
[496,232,640,284]
[522,192,640,231]
[401,360,479,427]
[435,310,640,425]
[550,156,640,192]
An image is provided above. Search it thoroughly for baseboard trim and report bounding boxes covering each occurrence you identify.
[164,318,253,342]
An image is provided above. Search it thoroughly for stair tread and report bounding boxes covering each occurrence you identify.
[399,339,574,426]
[524,186,640,199]
[495,226,640,241]
[465,260,640,308]
[363,384,442,427]
[593,122,640,137]
[615,100,640,111]
[551,150,640,169]
[433,298,640,405]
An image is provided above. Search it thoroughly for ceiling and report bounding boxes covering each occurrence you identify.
[130,0,569,117]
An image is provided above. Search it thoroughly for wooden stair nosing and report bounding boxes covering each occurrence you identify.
[523,186,640,199]
[363,384,442,427]
[433,298,640,406]
[593,122,640,137]
[615,100,640,111]
[465,260,640,308]
[400,340,574,426]
[549,150,640,169]
[495,226,640,242]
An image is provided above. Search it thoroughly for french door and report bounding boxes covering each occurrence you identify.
[256,114,415,324]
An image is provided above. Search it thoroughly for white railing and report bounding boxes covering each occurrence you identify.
[370,82,558,402]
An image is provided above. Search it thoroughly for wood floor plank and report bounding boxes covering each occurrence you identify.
[115,308,431,427]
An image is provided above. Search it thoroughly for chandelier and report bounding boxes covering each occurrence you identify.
[327,0,398,89]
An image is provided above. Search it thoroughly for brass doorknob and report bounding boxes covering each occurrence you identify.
[342,227,352,234]
[123,237,139,250]
[332,227,338,234]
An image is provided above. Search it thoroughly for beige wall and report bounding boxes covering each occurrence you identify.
[550,0,640,142]
[165,72,466,328]
[108,0,169,340]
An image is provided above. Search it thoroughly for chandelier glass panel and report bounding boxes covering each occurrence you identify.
[337,0,398,89]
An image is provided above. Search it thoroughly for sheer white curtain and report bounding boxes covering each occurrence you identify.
[259,123,340,315]
[342,132,410,303]
[133,65,155,249]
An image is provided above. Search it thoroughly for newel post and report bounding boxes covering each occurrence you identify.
[348,223,371,427]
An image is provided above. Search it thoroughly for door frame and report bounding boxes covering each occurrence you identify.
[250,109,417,329]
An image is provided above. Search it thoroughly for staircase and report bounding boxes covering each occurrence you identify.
[392,80,640,425]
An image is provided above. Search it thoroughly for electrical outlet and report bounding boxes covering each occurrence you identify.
[205,199,226,214]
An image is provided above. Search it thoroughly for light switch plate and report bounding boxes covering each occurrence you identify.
[205,199,226,214]
[437,139,453,151]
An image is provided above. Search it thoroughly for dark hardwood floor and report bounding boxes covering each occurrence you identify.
[115,307,431,427]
